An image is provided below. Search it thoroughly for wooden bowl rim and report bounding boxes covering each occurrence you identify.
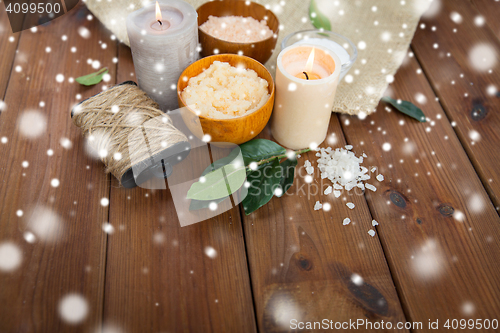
[177,54,275,123]
[196,0,280,46]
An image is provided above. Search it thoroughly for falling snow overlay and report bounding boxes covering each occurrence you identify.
[0,0,499,330]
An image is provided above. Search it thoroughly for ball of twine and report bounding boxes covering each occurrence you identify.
[72,83,188,185]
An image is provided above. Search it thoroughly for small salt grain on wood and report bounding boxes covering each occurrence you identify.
[376,174,384,182]
[346,202,355,209]
[343,218,351,225]
[304,160,314,175]
[365,183,377,191]
[324,186,332,195]
[368,230,376,237]
[372,220,379,226]
[314,201,322,210]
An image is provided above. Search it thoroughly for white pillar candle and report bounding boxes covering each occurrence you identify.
[126,0,198,111]
[271,45,341,149]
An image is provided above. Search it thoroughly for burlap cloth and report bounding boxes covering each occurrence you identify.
[84,0,431,115]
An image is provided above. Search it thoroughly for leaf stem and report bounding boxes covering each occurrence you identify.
[245,148,311,171]
[92,67,108,77]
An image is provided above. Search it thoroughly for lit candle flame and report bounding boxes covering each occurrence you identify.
[156,1,162,24]
[305,48,315,73]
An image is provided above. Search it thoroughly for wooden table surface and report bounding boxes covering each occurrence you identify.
[1,0,499,332]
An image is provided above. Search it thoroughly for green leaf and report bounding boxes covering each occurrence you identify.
[381,97,426,122]
[309,0,331,31]
[279,158,298,195]
[189,147,241,211]
[186,159,246,201]
[242,159,282,215]
[239,139,286,165]
[76,68,109,86]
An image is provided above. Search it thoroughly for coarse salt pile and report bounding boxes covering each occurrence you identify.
[182,61,270,119]
[316,146,377,192]
[307,145,385,237]
[200,15,274,43]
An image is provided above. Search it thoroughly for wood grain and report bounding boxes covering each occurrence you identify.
[0,4,116,332]
[102,44,257,333]
[244,128,408,330]
[339,54,500,328]
[0,6,19,97]
[412,0,500,209]
[470,0,500,39]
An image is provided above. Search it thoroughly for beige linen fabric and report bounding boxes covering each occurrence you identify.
[84,0,431,115]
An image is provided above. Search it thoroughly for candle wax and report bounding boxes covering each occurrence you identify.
[295,72,322,80]
[150,20,170,31]
[285,61,331,79]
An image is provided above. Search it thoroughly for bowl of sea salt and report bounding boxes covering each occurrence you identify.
[281,29,357,80]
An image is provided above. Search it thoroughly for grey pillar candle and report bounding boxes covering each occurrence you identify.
[126,0,198,111]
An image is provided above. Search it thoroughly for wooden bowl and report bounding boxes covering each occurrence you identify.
[197,0,280,64]
[177,54,275,145]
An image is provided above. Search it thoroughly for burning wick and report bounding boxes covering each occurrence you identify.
[296,48,321,80]
[156,1,163,27]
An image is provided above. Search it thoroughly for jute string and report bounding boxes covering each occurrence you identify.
[72,84,188,184]
[84,0,431,116]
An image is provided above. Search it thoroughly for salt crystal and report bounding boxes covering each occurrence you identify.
[333,184,343,190]
[362,153,367,158]
[304,160,311,167]
[324,186,332,195]
[314,201,322,210]
[365,184,377,191]
[306,166,314,175]
[372,220,379,226]
[376,174,384,182]
[343,218,351,225]
[333,190,341,198]
[371,167,377,172]
[368,229,376,237]
[345,145,353,150]
[346,202,355,209]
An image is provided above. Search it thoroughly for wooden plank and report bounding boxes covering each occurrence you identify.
[0,4,117,332]
[102,44,257,333]
[339,54,500,328]
[412,0,500,209]
[470,0,500,39]
[0,4,19,97]
[243,125,408,329]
